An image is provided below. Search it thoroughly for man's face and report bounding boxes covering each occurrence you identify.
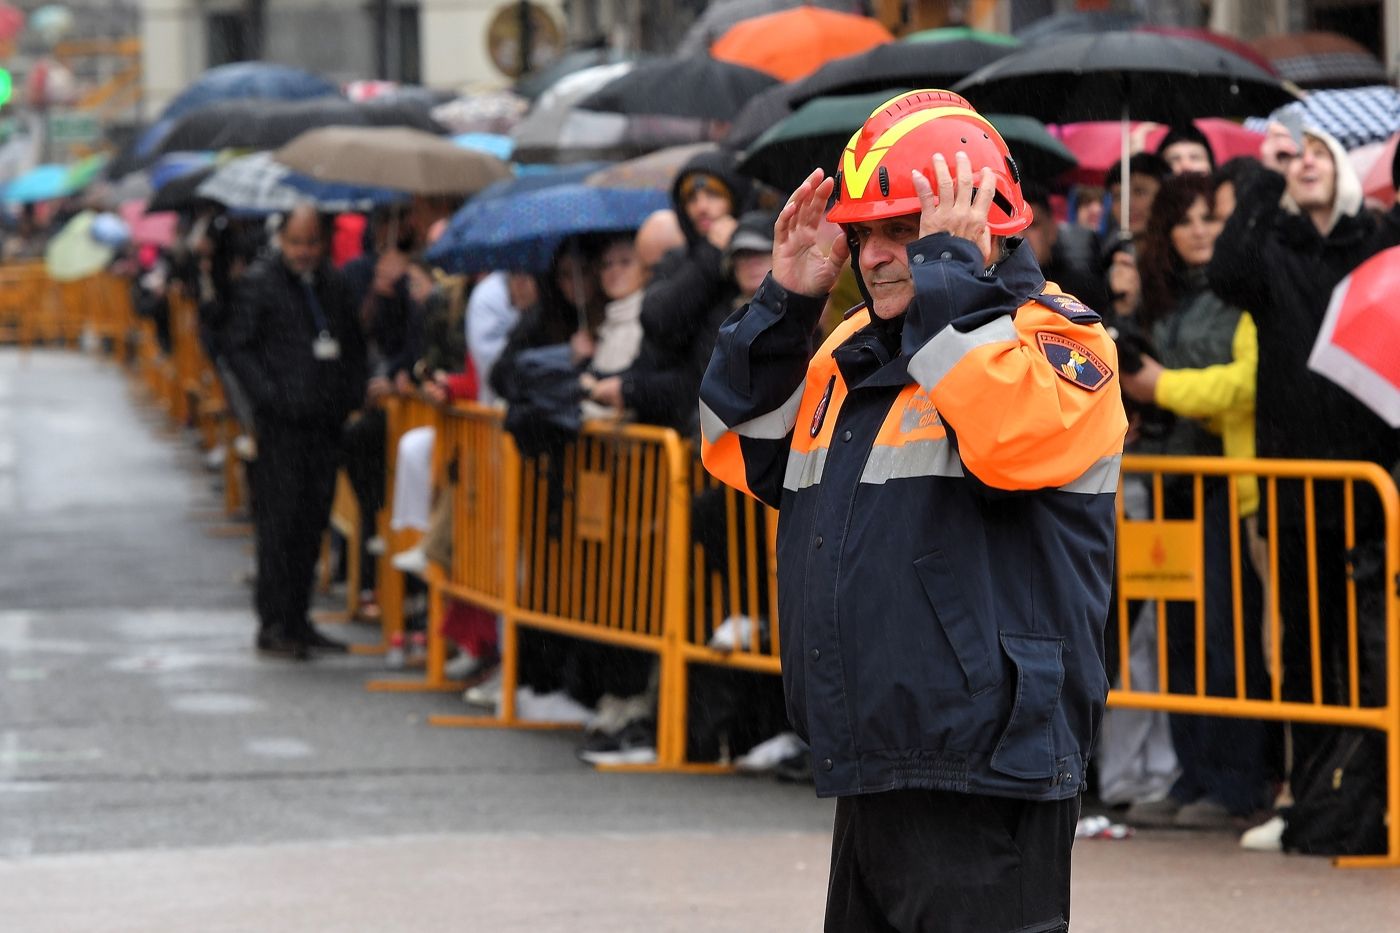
[1285,136,1337,215]
[1023,205,1058,267]
[1162,141,1212,175]
[683,176,732,236]
[849,214,921,320]
[280,212,324,277]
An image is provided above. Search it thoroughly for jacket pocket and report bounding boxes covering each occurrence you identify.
[990,632,1065,780]
[913,550,997,697]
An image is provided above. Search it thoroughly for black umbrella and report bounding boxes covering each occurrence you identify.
[576,57,779,121]
[722,82,804,151]
[1013,10,1144,43]
[150,96,446,157]
[146,166,217,213]
[788,32,1019,107]
[954,31,1298,232]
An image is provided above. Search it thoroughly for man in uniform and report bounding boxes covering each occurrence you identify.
[699,91,1127,932]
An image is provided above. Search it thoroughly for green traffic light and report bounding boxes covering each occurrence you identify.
[0,69,11,107]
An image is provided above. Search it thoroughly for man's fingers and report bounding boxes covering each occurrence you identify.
[800,175,834,231]
[971,167,996,219]
[932,153,954,207]
[828,230,851,268]
[954,151,974,208]
[911,168,936,212]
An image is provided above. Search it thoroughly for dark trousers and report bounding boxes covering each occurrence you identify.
[342,408,386,591]
[250,419,341,639]
[825,789,1078,933]
[1164,479,1272,816]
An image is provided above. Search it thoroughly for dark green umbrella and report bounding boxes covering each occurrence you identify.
[788,27,1020,107]
[738,90,1076,194]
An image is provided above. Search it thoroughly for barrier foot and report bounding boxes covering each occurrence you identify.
[594,762,736,775]
[428,713,583,731]
[310,609,354,626]
[365,677,465,693]
[349,643,388,657]
[1334,854,1400,869]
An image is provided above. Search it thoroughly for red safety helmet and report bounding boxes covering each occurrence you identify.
[826,89,1032,235]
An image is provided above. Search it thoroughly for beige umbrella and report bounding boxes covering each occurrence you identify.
[273,125,512,196]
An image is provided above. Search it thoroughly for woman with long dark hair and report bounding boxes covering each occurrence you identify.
[1118,172,1271,830]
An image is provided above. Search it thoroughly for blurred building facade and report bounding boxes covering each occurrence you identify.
[129,0,1399,118]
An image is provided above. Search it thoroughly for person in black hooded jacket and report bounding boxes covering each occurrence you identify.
[1207,122,1397,829]
[587,151,754,433]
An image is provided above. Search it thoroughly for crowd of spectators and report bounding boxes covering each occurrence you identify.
[74,108,1396,845]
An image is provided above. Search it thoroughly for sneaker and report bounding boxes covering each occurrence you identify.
[736,732,808,772]
[391,546,429,576]
[579,720,657,766]
[233,434,258,461]
[1174,798,1236,830]
[443,651,484,681]
[1240,815,1286,851]
[1124,796,1183,828]
[203,444,226,471]
[463,667,503,707]
[517,689,594,725]
[366,535,387,556]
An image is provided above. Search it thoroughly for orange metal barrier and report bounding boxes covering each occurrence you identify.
[1112,455,1399,868]
[369,401,508,693]
[429,418,706,770]
[350,393,438,657]
[0,262,52,346]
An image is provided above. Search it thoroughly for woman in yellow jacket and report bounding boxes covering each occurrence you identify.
[1119,171,1272,830]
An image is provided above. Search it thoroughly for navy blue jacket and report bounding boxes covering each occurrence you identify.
[700,235,1126,800]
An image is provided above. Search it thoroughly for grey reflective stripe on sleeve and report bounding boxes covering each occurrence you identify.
[1058,454,1121,494]
[859,438,964,485]
[782,446,829,492]
[698,382,806,445]
[907,316,1019,389]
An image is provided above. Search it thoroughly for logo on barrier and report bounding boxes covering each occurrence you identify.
[575,470,612,543]
[1118,519,1203,601]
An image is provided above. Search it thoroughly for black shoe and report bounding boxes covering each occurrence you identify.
[299,625,348,654]
[578,719,657,766]
[255,631,310,661]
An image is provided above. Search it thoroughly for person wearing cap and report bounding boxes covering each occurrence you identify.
[699,91,1126,932]
[1156,123,1216,176]
[1208,119,1397,851]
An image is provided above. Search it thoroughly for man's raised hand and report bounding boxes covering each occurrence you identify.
[772,168,850,299]
[910,152,996,265]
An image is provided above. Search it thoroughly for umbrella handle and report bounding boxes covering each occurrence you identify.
[1119,106,1131,239]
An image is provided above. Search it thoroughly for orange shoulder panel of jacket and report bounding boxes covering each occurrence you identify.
[930,300,1127,491]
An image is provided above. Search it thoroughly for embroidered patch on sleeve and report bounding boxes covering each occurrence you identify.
[1036,332,1111,391]
[1035,292,1102,323]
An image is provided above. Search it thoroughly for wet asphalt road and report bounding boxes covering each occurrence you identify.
[2,347,1398,931]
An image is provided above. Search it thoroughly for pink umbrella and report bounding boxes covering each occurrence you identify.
[1052,119,1264,184]
[1309,245,1400,427]
[0,3,23,41]
[119,200,178,248]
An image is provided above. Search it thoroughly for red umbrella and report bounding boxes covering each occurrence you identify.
[0,3,23,41]
[1309,245,1400,427]
[1051,119,1264,184]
